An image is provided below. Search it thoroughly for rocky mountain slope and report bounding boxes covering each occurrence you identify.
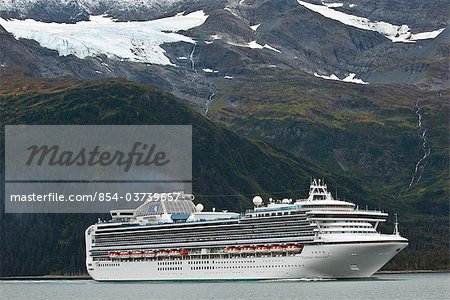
[0,0,448,95]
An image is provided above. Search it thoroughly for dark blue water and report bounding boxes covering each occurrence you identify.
[1,273,449,300]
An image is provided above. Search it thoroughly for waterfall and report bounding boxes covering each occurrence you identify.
[205,92,215,116]
[408,100,431,189]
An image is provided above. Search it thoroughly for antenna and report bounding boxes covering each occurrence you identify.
[393,213,400,236]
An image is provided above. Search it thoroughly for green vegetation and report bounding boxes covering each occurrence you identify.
[0,77,448,276]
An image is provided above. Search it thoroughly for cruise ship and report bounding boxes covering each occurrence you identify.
[85,179,408,280]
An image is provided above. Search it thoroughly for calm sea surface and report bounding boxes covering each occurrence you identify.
[1,273,449,300]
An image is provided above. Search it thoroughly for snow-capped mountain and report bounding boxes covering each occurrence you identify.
[0,0,448,107]
[0,0,226,22]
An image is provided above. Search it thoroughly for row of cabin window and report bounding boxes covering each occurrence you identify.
[191,266,215,270]
[321,225,372,228]
[321,220,372,223]
[192,264,301,270]
[253,212,291,217]
[322,231,375,234]
[158,261,182,265]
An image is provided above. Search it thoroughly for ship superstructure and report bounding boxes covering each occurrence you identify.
[85,179,408,280]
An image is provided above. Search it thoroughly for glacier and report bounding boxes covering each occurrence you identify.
[0,10,208,66]
[298,1,445,43]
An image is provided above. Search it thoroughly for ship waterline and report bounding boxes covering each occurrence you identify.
[85,179,408,280]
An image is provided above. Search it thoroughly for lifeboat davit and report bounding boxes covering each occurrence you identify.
[270,245,285,253]
[255,246,270,253]
[143,251,156,258]
[226,247,240,254]
[241,247,255,254]
[130,251,143,258]
[119,251,130,258]
[286,245,302,252]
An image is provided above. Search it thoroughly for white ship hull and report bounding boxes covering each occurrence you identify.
[87,241,407,281]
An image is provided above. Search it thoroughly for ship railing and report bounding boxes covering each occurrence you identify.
[248,206,300,213]
[354,207,385,214]
[308,208,386,214]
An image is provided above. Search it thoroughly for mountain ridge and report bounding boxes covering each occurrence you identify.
[0,0,448,92]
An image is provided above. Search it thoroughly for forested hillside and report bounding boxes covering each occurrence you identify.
[0,78,448,276]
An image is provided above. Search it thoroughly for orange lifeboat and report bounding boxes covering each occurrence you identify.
[270,245,285,253]
[143,251,156,258]
[119,251,130,258]
[156,250,170,257]
[108,251,120,259]
[226,247,240,254]
[130,250,143,258]
[179,249,189,256]
[169,250,182,257]
[286,245,302,252]
[241,247,255,254]
[255,246,270,253]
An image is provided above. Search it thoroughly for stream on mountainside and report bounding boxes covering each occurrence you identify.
[408,99,431,189]
[189,43,197,74]
[205,92,215,116]
[188,41,216,116]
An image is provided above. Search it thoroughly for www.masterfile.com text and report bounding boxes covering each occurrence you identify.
[9,192,187,202]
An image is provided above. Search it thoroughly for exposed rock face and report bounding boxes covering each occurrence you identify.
[1,0,448,96]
